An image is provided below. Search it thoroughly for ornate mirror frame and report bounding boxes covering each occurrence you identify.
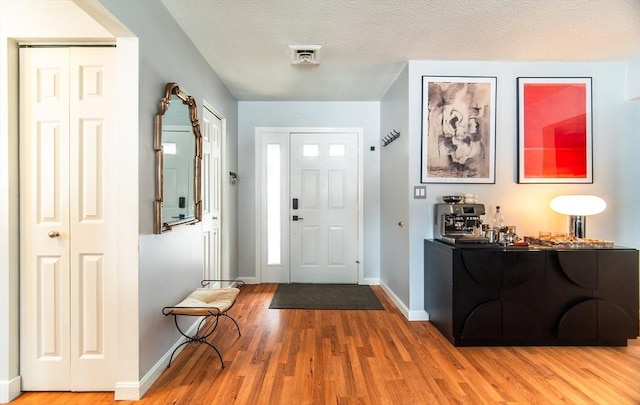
[154,82,203,234]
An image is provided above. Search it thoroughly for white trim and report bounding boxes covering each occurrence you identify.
[114,381,142,402]
[379,280,429,321]
[0,36,19,405]
[254,127,364,284]
[360,277,380,285]
[356,129,364,284]
[0,376,21,403]
[236,276,258,285]
[113,35,140,397]
[408,309,430,321]
[255,129,290,283]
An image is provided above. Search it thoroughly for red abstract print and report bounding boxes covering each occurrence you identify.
[523,83,587,178]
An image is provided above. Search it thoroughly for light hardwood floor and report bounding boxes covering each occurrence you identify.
[11,284,640,404]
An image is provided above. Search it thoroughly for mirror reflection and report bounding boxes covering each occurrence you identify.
[154,83,202,233]
[162,99,195,223]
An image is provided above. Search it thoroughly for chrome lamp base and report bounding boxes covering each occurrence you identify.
[569,215,586,238]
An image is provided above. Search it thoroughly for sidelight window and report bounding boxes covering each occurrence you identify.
[266,144,281,265]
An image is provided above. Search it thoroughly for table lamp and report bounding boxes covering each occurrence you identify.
[549,195,606,238]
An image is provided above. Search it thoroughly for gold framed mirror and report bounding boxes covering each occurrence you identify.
[154,82,202,233]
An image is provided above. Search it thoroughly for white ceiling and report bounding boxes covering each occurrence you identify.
[161,0,640,101]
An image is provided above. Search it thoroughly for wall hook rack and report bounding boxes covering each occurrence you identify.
[381,130,400,147]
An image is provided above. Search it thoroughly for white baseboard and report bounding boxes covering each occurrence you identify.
[114,381,142,401]
[379,280,429,321]
[0,375,21,404]
[114,318,203,401]
[360,277,380,285]
[379,281,409,318]
[237,276,257,284]
[408,309,430,321]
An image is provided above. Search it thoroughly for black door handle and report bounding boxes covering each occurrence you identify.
[292,215,304,221]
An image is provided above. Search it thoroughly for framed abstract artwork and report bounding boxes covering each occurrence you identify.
[517,77,593,184]
[421,76,496,183]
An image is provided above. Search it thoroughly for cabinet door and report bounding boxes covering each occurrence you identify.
[455,251,501,340]
[501,251,545,340]
[546,251,595,338]
[456,250,545,342]
[596,250,639,339]
[551,250,639,343]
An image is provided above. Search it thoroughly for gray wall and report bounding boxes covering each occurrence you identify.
[237,101,381,283]
[379,65,411,311]
[99,0,239,378]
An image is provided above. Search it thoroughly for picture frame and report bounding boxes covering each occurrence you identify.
[421,76,496,184]
[517,77,593,184]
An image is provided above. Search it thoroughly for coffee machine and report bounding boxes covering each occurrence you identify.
[434,202,489,244]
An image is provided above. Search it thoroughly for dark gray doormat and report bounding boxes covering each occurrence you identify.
[269,283,383,310]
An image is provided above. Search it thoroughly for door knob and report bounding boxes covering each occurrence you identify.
[292,216,304,221]
[48,231,60,238]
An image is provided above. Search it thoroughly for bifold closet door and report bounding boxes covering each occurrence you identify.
[19,46,118,391]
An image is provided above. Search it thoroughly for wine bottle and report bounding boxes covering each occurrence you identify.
[492,206,504,231]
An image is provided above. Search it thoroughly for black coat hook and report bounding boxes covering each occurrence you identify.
[381,130,401,147]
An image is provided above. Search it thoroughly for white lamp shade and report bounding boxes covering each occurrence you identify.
[550,195,606,216]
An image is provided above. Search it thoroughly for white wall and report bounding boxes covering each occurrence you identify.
[237,102,381,283]
[394,60,640,316]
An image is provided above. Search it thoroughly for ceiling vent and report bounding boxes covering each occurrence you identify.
[289,44,322,65]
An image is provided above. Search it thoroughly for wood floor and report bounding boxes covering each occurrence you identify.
[12,284,640,404]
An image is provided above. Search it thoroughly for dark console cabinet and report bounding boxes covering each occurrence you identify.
[424,240,639,346]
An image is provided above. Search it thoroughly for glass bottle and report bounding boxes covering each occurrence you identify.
[492,206,504,231]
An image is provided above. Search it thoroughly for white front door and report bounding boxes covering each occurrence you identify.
[289,132,359,284]
[19,47,117,391]
[201,105,222,283]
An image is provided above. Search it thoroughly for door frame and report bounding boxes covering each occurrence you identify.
[254,127,364,284]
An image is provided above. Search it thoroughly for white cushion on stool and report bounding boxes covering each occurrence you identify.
[166,287,240,316]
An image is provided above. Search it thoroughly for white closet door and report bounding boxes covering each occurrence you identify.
[20,47,118,391]
[201,105,222,284]
[20,47,72,391]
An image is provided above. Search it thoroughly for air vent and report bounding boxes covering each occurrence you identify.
[289,44,322,65]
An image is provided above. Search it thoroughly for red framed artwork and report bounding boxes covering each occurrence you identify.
[517,77,592,183]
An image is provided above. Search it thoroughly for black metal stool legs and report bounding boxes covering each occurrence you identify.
[166,314,226,368]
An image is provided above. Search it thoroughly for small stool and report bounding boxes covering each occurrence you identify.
[162,279,244,368]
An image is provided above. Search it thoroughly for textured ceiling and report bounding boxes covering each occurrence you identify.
[161,0,640,101]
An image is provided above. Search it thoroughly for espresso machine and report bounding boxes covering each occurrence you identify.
[434,202,489,244]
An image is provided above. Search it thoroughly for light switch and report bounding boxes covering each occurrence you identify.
[414,185,427,199]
